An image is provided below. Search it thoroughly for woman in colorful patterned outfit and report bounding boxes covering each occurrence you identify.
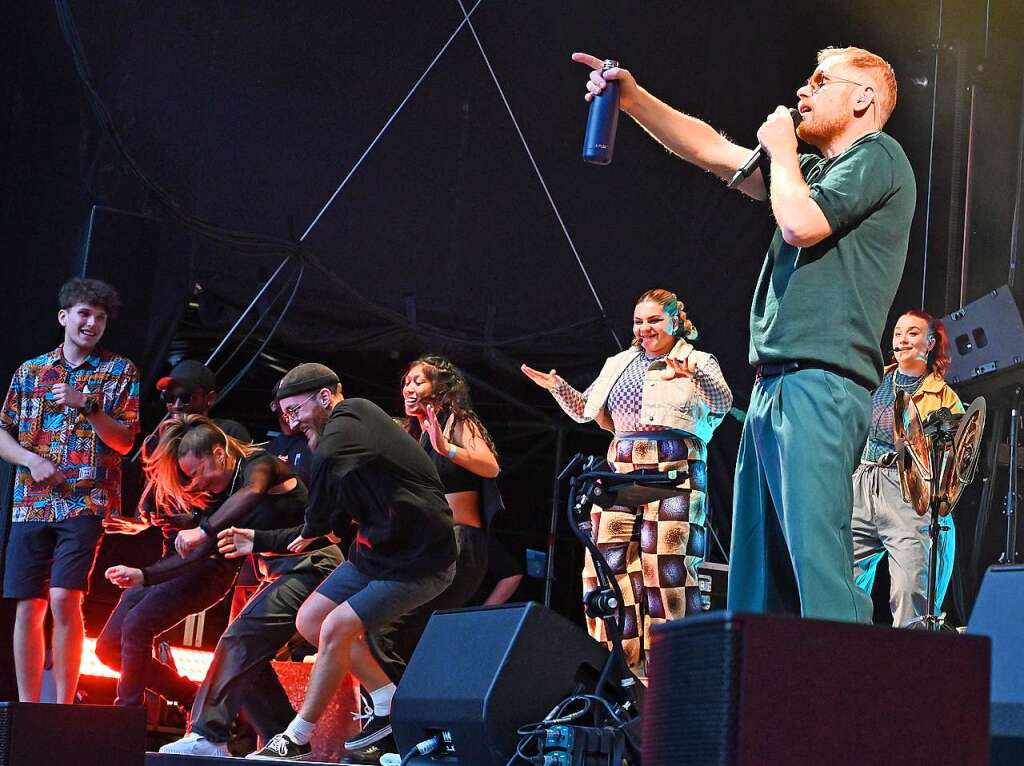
[522,289,732,677]
[851,310,963,628]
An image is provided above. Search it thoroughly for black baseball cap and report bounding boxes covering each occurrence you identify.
[156,359,216,393]
[276,363,340,400]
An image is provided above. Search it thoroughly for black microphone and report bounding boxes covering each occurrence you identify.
[727,108,803,190]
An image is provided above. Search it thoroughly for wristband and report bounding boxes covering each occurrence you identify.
[82,397,101,416]
[447,445,458,460]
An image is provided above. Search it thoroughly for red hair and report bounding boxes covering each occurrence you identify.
[901,309,952,379]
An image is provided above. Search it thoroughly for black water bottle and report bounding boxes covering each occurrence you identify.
[582,59,621,165]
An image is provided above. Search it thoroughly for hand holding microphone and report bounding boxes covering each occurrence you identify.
[728,106,803,189]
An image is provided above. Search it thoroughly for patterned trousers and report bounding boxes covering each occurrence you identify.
[582,434,707,676]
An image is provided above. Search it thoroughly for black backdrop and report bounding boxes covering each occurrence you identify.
[2,1,1023,694]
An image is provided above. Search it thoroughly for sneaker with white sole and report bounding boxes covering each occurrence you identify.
[246,733,312,760]
[158,731,231,756]
[343,708,392,750]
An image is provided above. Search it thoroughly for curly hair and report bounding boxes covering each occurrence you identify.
[899,309,953,379]
[402,355,498,458]
[631,288,698,348]
[58,277,122,319]
[142,414,258,512]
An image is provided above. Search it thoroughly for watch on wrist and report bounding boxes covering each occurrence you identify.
[82,398,101,416]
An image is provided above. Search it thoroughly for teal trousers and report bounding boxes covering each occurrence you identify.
[727,368,874,622]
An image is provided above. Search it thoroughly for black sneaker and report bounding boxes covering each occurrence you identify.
[344,710,392,750]
[245,733,312,760]
[337,741,386,765]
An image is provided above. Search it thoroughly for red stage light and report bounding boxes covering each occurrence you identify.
[80,637,214,683]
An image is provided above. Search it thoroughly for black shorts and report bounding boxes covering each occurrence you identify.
[315,560,455,631]
[3,515,104,599]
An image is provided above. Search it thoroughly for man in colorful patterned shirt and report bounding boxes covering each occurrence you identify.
[0,277,140,703]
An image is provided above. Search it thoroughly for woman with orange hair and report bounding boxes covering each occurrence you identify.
[99,415,319,721]
[523,289,731,678]
[851,310,964,627]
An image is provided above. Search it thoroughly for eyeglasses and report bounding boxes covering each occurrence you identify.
[161,389,198,406]
[804,72,865,95]
[281,391,318,419]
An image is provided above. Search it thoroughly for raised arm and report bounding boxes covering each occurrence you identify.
[422,405,499,479]
[521,365,593,423]
[573,52,766,201]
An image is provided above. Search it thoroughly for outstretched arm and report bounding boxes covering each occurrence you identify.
[572,52,766,200]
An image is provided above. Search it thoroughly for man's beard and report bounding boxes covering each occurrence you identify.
[304,429,319,451]
[797,113,844,146]
[302,406,329,451]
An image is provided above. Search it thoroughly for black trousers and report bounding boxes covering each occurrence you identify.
[96,555,239,706]
[369,524,489,680]
[190,546,343,743]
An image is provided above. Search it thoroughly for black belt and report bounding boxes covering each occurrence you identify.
[754,360,871,390]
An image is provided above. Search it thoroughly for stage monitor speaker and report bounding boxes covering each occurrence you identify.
[944,286,1024,402]
[642,611,990,766]
[968,565,1024,763]
[0,702,146,766]
[391,601,610,766]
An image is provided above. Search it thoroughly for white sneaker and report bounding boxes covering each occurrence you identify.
[158,732,231,756]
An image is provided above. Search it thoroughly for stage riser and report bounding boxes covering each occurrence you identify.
[144,756,340,766]
[0,702,145,766]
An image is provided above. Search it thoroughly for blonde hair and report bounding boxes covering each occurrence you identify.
[142,414,257,512]
[632,288,697,348]
[817,46,898,125]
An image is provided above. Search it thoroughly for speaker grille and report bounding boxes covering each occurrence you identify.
[0,704,10,766]
[642,616,740,766]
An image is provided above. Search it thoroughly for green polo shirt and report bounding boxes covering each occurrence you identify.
[749,131,916,389]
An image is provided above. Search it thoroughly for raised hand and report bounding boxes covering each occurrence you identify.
[105,565,143,589]
[571,52,638,108]
[662,356,699,381]
[756,105,799,159]
[217,527,255,559]
[423,404,450,456]
[175,526,208,557]
[521,365,560,391]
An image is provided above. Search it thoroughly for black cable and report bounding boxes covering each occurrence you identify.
[55,0,300,257]
[214,258,305,405]
[212,258,302,377]
[565,474,632,705]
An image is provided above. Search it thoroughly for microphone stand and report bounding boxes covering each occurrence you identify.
[999,385,1022,565]
[906,430,957,632]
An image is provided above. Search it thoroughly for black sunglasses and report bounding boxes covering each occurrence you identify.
[161,389,199,406]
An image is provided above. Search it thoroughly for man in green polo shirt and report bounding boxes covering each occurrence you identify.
[573,46,915,622]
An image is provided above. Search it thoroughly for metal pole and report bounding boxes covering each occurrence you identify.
[1004,386,1022,564]
[544,425,565,608]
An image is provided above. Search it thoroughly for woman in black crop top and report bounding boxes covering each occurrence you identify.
[99,415,303,709]
[373,355,501,669]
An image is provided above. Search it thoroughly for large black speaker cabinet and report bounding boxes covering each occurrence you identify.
[0,702,145,765]
[391,602,610,765]
[642,612,991,766]
[969,565,1024,763]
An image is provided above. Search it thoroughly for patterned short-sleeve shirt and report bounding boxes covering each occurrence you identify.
[1,346,140,522]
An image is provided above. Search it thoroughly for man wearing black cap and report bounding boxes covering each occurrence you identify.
[95,359,251,709]
[248,363,456,760]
